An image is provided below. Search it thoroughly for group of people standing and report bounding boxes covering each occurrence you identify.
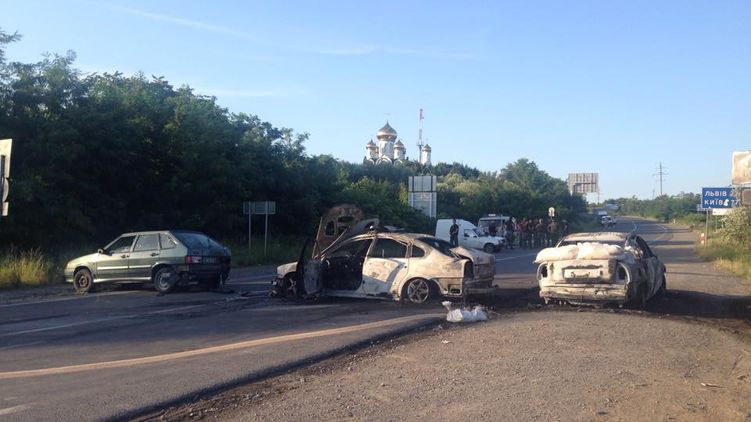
[488,217,569,250]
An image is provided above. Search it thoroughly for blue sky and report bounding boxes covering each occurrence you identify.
[2,0,749,200]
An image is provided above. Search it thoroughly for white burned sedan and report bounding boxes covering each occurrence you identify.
[535,232,666,307]
[273,229,496,304]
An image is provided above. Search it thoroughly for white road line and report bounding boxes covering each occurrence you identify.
[653,224,669,241]
[246,304,340,312]
[0,341,48,352]
[0,404,31,416]
[0,290,137,308]
[0,305,205,337]
[495,253,538,262]
[0,313,444,379]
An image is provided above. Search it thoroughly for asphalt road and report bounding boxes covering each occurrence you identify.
[0,241,537,421]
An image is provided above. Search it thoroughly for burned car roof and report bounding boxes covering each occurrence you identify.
[559,231,629,243]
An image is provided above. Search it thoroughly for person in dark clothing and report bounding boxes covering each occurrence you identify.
[504,218,515,250]
[488,223,498,237]
[449,218,459,247]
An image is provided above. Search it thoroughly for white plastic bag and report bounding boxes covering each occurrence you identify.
[442,301,488,323]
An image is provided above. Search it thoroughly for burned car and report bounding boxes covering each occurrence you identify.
[535,232,666,307]
[272,205,496,304]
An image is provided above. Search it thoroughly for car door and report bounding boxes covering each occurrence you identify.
[128,234,160,281]
[362,237,409,295]
[636,236,661,296]
[97,235,135,281]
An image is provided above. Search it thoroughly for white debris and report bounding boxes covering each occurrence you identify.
[535,242,625,263]
[442,301,488,323]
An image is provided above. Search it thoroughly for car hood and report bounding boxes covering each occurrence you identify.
[66,252,100,268]
[451,246,495,265]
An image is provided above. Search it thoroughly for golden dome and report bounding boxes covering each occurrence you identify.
[376,121,398,140]
[394,139,405,149]
[421,143,432,152]
[366,139,376,147]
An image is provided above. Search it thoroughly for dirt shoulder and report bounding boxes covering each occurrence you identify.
[144,309,751,422]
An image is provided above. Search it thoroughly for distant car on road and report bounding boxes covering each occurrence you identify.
[64,230,231,294]
[535,232,666,307]
[600,215,617,227]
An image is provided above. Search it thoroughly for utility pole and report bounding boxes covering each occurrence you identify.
[654,162,668,197]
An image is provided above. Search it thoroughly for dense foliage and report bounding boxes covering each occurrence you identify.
[0,30,586,251]
[605,193,702,223]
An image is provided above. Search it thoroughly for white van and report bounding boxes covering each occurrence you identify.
[435,219,506,253]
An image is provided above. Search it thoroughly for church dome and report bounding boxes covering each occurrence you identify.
[394,139,405,149]
[376,121,398,140]
[366,139,376,148]
[421,143,432,152]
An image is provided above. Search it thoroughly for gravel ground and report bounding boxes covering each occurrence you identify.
[145,309,751,421]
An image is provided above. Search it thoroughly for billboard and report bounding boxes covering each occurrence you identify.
[732,151,751,185]
[408,175,437,218]
[568,172,599,194]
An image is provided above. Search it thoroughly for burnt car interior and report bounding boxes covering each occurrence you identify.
[321,238,372,290]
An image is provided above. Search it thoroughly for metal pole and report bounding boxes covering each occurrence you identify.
[705,210,709,245]
[248,213,252,253]
[264,209,269,256]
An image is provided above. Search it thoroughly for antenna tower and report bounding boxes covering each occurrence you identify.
[417,108,424,149]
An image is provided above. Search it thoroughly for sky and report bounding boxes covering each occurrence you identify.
[1,0,749,200]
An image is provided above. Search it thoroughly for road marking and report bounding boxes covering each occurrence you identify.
[0,313,443,379]
[0,305,205,337]
[246,304,340,312]
[0,404,31,416]
[0,291,137,308]
[495,253,538,262]
[0,340,48,352]
[653,224,669,241]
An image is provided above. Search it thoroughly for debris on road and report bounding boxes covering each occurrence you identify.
[700,382,721,388]
[442,301,488,323]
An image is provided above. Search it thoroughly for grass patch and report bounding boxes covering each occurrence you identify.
[225,235,307,267]
[696,240,751,284]
[0,248,54,289]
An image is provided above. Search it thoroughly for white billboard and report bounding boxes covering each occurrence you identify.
[732,151,751,186]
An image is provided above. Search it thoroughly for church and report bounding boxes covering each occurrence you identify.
[363,122,432,165]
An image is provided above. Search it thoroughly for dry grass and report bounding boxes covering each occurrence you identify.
[696,240,751,286]
[0,248,53,289]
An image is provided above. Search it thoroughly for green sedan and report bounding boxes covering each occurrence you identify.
[64,230,231,294]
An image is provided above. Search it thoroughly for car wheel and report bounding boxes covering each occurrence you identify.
[73,269,95,294]
[403,278,434,304]
[153,267,177,294]
[483,243,495,253]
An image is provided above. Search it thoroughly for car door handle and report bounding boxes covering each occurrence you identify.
[120,254,129,259]
[150,252,159,257]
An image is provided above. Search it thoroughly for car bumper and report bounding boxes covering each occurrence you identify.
[539,283,628,303]
[63,268,74,283]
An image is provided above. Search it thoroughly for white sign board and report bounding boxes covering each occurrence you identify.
[0,139,11,178]
[732,151,751,186]
[712,208,732,216]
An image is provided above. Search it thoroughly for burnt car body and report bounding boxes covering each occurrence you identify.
[272,205,496,303]
[535,232,666,307]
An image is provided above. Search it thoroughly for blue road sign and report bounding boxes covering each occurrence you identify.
[701,187,734,209]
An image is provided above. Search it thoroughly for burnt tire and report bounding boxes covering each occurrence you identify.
[403,278,435,304]
[153,267,177,294]
[483,243,495,253]
[73,268,94,294]
[633,282,649,309]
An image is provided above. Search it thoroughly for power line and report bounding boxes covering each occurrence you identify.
[653,162,668,197]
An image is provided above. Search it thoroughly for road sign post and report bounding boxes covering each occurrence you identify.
[0,139,12,217]
[243,201,276,256]
[700,187,735,245]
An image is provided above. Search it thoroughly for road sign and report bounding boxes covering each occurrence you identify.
[741,189,751,206]
[0,139,12,178]
[701,187,734,209]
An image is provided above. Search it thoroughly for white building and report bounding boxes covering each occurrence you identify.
[364,121,431,165]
